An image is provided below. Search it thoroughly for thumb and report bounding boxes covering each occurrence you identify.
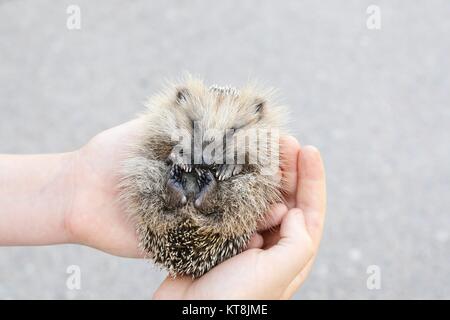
[263,208,314,282]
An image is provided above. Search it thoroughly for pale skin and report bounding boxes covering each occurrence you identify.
[0,119,326,299]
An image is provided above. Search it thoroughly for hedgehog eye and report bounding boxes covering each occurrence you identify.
[255,101,265,113]
[176,88,189,104]
[226,127,237,136]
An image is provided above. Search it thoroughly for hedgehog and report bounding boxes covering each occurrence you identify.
[120,76,286,278]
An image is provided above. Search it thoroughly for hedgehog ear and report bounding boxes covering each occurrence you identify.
[176,87,189,104]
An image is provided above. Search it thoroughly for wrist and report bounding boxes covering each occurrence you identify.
[0,152,79,245]
[61,149,83,245]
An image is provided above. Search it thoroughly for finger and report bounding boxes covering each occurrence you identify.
[257,203,288,231]
[246,233,264,249]
[279,136,301,208]
[263,208,314,282]
[278,146,326,299]
[297,146,326,247]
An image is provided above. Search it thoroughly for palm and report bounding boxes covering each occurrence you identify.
[154,136,326,299]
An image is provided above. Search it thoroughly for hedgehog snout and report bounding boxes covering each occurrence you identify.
[166,162,218,210]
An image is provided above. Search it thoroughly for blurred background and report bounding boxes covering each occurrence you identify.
[0,0,449,299]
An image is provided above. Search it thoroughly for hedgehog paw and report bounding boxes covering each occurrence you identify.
[166,164,187,207]
[194,169,217,209]
[216,164,243,181]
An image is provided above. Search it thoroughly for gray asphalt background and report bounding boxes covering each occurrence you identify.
[0,0,449,299]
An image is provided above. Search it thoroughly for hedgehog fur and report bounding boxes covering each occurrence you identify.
[119,76,286,278]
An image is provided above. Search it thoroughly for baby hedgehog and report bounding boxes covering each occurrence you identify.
[120,77,286,278]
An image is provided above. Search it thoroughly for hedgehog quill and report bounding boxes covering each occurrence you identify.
[120,77,287,278]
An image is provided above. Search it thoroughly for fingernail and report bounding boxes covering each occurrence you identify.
[303,145,319,153]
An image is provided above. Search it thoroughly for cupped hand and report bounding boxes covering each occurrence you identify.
[154,137,327,299]
[68,121,326,299]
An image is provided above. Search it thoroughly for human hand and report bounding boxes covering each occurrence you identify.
[153,137,326,299]
[66,119,146,257]
[1,116,326,302]
[67,121,326,299]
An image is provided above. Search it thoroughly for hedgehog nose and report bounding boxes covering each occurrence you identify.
[201,150,213,166]
[201,139,215,165]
